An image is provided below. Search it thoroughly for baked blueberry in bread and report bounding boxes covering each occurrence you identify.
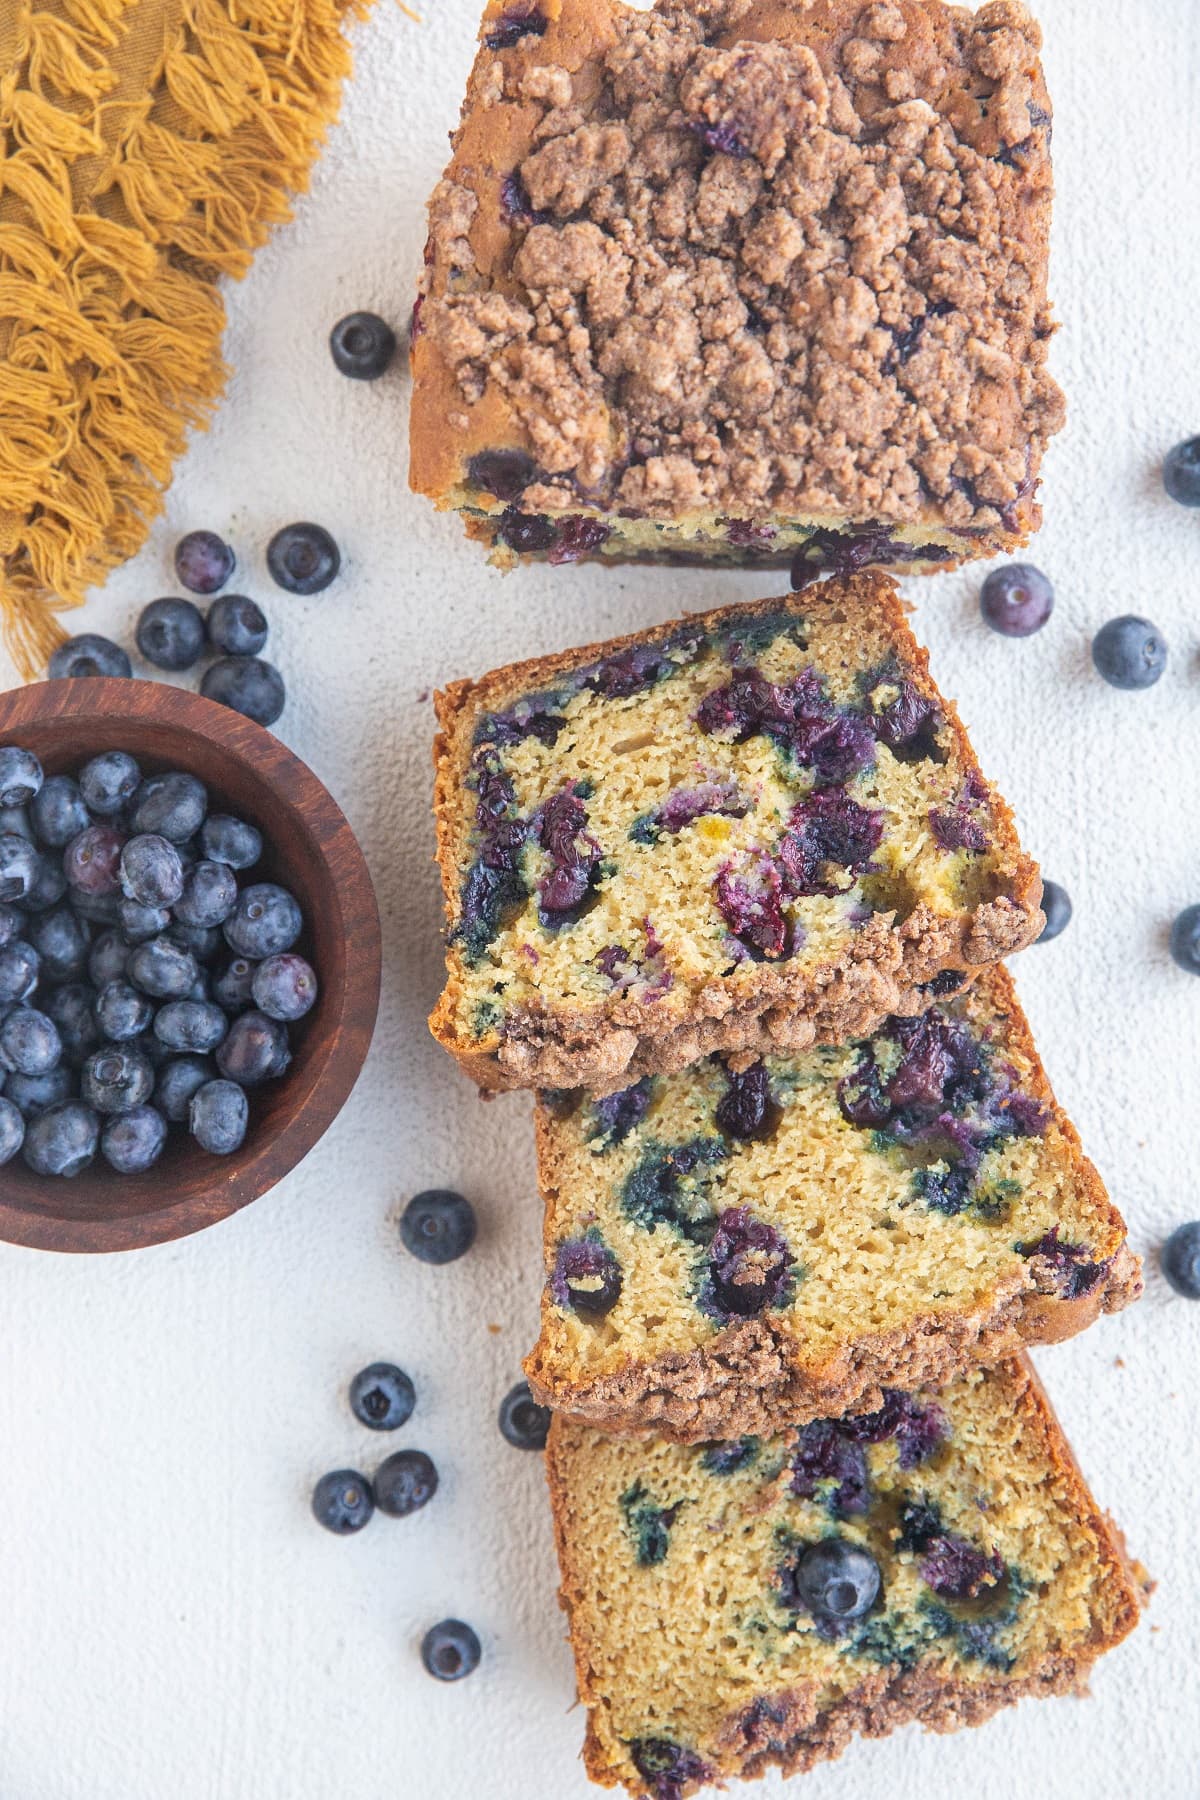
[526,964,1140,1438]
[430,575,1043,1092]
[546,1358,1143,1798]
[411,0,1063,575]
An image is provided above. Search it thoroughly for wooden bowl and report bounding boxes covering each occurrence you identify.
[0,680,382,1253]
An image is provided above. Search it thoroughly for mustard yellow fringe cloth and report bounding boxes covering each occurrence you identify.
[0,0,374,678]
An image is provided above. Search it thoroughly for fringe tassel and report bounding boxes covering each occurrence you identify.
[0,0,375,678]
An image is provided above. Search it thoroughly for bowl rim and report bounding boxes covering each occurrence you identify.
[0,678,382,1253]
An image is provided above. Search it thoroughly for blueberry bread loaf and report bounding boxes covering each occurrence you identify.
[525,964,1140,1438]
[430,576,1043,1092]
[410,0,1063,575]
[547,1358,1143,1798]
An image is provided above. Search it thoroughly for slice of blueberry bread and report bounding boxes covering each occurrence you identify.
[410,0,1063,575]
[430,575,1043,1092]
[525,963,1140,1438]
[547,1358,1143,1799]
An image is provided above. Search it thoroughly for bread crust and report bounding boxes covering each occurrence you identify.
[429,574,1044,1092]
[544,1356,1144,1798]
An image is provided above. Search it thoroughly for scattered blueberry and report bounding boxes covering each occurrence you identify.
[785,1538,881,1625]
[82,1047,154,1113]
[497,1381,550,1451]
[0,1094,25,1163]
[215,1010,289,1085]
[199,815,262,870]
[400,1189,477,1265]
[1163,437,1200,508]
[1033,880,1072,945]
[79,751,140,817]
[101,1104,167,1173]
[979,563,1054,637]
[0,831,41,902]
[311,1469,374,1535]
[0,1008,62,1077]
[31,776,89,848]
[1161,1222,1200,1299]
[48,635,132,680]
[64,825,124,897]
[420,1620,480,1682]
[129,936,199,999]
[174,860,238,929]
[96,980,155,1042]
[224,883,302,959]
[349,1364,416,1431]
[329,312,397,381]
[206,594,268,658]
[131,771,207,842]
[0,747,43,809]
[155,1055,216,1123]
[136,597,206,670]
[1092,615,1168,690]
[22,1101,100,1176]
[153,1000,229,1054]
[251,953,318,1021]
[188,1079,248,1154]
[0,940,40,1003]
[1169,904,1200,975]
[374,1449,438,1517]
[266,523,340,595]
[175,530,235,595]
[200,657,287,727]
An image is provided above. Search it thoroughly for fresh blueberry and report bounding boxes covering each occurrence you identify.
[31,775,90,848]
[0,747,43,809]
[374,1449,438,1517]
[47,635,132,680]
[4,1066,74,1119]
[223,883,302,959]
[69,890,121,926]
[979,562,1054,637]
[155,1055,216,1123]
[311,1469,374,1535]
[400,1190,476,1265]
[1092,615,1168,690]
[21,1100,100,1176]
[118,899,172,944]
[81,1046,153,1113]
[349,1363,416,1431]
[214,1009,289,1085]
[206,593,268,658]
[188,1078,249,1154]
[129,936,198,999]
[329,311,397,380]
[174,530,235,595]
[29,904,90,981]
[0,805,33,842]
[497,1381,550,1451]
[0,902,23,948]
[101,1104,167,1173]
[787,1538,881,1624]
[1161,1222,1200,1298]
[136,597,207,670]
[266,522,340,595]
[251,953,318,1021]
[199,814,262,870]
[166,920,223,962]
[0,940,40,1003]
[0,1008,61,1076]
[153,1000,228,1054]
[64,824,125,896]
[79,751,140,817]
[1036,880,1072,944]
[87,929,129,988]
[1169,904,1200,975]
[174,860,238,929]
[420,1620,480,1682]
[0,831,41,902]
[95,980,155,1041]
[212,955,257,1012]
[119,834,185,908]
[131,772,207,843]
[1163,437,1200,508]
[0,1094,25,1164]
[43,983,101,1066]
[21,853,67,915]
[200,657,286,727]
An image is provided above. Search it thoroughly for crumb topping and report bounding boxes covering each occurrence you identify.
[418,0,1063,527]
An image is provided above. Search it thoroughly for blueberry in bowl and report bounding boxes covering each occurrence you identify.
[0,678,380,1252]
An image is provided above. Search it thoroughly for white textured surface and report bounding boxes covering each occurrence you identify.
[1,3,1197,1795]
